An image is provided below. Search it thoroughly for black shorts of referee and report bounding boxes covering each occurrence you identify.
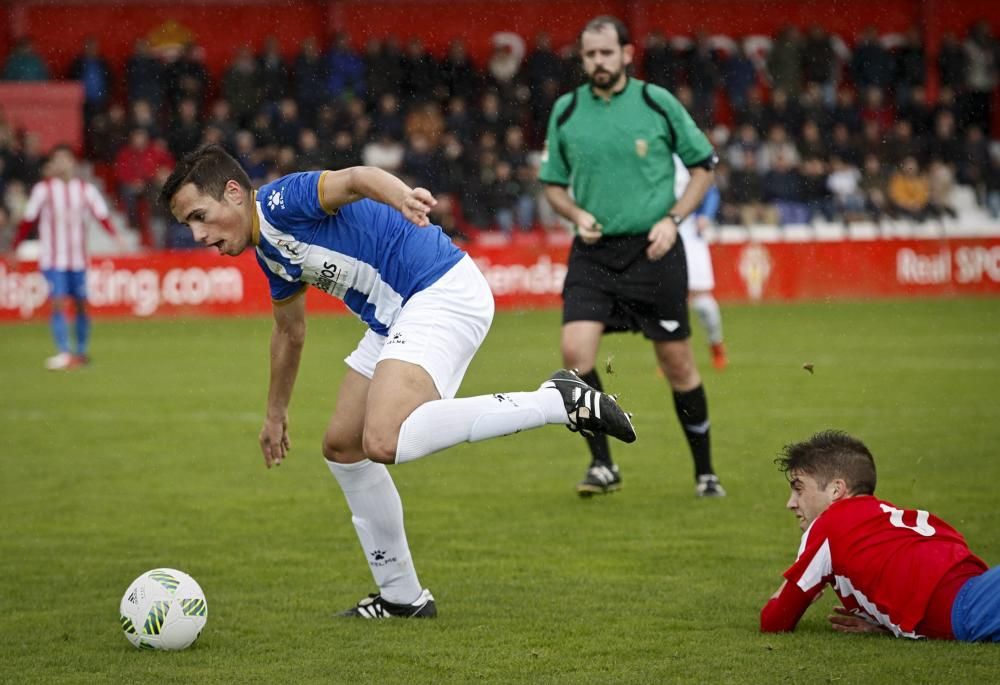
[562,233,690,341]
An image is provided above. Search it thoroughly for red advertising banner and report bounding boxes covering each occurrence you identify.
[2,237,998,322]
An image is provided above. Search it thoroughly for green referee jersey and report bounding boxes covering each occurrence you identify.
[538,77,714,236]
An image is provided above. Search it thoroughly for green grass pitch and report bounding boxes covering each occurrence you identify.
[1,298,998,684]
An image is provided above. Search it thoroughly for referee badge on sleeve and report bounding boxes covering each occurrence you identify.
[635,139,648,158]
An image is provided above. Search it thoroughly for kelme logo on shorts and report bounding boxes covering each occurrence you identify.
[659,319,680,332]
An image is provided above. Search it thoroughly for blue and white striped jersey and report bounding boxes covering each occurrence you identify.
[252,171,465,335]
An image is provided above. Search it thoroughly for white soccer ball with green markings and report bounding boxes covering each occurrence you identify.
[119,568,207,650]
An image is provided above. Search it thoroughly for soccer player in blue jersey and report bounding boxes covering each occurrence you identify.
[160,145,636,619]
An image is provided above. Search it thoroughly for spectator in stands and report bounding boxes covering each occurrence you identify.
[735,86,768,135]
[326,32,366,101]
[860,87,894,133]
[827,122,861,167]
[854,168,885,228]
[799,83,830,131]
[441,39,481,101]
[364,37,404,104]
[296,128,327,171]
[258,36,288,108]
[87,103,129,164]
[489,159,529,234]
[487,32,526,101]
[759,124,800,172]
[294,37,328,122]
[937,33,967,94]
[802,25,837,105]
[927,157,958,221]
[642,31,676,90]
[768,26,803,96]
[249,109,277,150]
[130,99,162,139]
[728,149,778,226]
[689,33,721,126]
[362,131,404,173]
[524,33,561,95]
[273,98,303,149]
[400,38,441,105]
[933,85,960,125]
[886,119,925,167]
[114,128,170,239]
[830,86,863,133]
[329,130,361,170]
[233,130,269,183]
[202,99,236,148]
[373,93,405,141]
[958,126,991,188]
[126,39,165,113]
[894,27,926,107]
[405,101,445,150]
[722,42,756,112]
[166,98,203,160]
[6,132,45,187]
[800,157,834,222]
[962,21,999,133]
[68,37,113,119]
[926,110,963,168]
[858,119,889,162]
[2,37,49,81]
[763,152,809,225]
[827,155,866,224]
[798,120,827,160]
[223,47,263,128]
[165,43,210,111]
[899,85,933,137]
[851,26,894,91]
[475,90,510,142]
[726,123,761,170]
[888,155,931,222]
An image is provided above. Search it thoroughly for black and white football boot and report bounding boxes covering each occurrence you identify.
[696,474,727,498]
[541,369,637,443]
[576,463,622,497]
[336,588,437,619]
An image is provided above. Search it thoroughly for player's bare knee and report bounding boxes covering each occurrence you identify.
[322,433,357,463]
[361,429,398,464]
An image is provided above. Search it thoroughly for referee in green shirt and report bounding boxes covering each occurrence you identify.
[539,15,724,498]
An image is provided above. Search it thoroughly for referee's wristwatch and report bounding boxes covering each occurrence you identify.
[668,212,684,225]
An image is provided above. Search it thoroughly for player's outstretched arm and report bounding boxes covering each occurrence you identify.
[319,166,437,226]
[760,580,815,633]
[259,292,307,469]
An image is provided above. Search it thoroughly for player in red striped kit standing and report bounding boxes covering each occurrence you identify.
[10,145,124,369]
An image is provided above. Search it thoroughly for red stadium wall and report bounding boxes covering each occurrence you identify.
[2,237,999,322]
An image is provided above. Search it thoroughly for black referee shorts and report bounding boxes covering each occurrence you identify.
[562,234,690,341]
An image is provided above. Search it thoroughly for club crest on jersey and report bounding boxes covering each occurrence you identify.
[635,139,649,158]
[267,188,286,211]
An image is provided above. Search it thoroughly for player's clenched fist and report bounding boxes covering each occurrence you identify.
[402,187,437,227]
[574,210,603,244]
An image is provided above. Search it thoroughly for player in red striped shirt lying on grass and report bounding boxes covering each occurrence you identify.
[761,430,999,641]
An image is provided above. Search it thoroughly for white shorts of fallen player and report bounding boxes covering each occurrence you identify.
[678,219,716,292]
[345,255,495,399]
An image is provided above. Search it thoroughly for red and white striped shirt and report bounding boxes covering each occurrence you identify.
[14,177,117,271]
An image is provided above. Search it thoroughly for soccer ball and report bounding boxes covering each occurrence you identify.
[119,568,207,650]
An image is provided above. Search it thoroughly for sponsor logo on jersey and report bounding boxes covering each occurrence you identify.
[635,138,649,158]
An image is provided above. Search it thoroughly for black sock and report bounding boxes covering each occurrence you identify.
[580,369,613,468]
[672,384,714,479]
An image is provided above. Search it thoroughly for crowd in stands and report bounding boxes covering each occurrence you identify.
[2,22,1000,249]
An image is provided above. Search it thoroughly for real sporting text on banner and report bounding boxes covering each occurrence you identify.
[2,237,999,321]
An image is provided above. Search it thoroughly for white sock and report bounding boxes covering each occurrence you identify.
[326,459,422,605]
[692,293,724,344]
[395,390,568,463]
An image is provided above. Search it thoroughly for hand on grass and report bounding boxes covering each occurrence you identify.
[828,607,889,635]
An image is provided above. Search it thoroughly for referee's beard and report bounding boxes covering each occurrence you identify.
[588,67,625,92]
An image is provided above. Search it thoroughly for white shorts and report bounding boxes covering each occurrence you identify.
[679,219,715,292]
[344,255,495,399]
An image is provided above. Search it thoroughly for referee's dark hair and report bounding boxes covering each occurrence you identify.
[580,15,631,47]
[159,144,252,208]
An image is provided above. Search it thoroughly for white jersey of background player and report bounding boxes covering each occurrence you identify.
[674,155,727,370]
[161,146,636,619]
